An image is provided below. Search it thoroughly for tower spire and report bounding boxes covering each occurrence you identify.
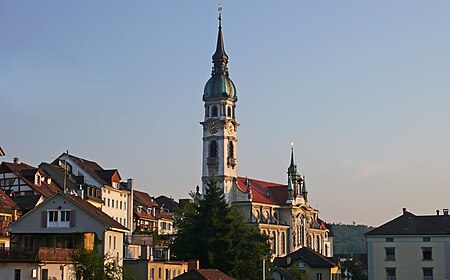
[212,4,228,75]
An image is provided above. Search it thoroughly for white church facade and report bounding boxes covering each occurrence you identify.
[200,12,333,258]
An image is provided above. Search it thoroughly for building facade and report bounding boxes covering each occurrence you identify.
[200,12,332,258]
[365,208,450,280]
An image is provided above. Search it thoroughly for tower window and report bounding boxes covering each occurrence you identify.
[205,106,209,117]
[228,141,234,158]
[222,104,226,116]
[209,141,218,158]
[212,106,218,117]
[227,106,232,117]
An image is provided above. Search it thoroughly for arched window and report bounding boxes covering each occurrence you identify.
[281,232,286,254]
[325,244,328,256]
[227,106,232,117]
[212,106,218,117]
[209,141,218,158]
[222,105,226,116]
[228,141,234,158]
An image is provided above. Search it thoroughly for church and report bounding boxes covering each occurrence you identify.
[200,10,333,258]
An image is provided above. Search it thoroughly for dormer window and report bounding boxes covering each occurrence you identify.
[112,182,118,189]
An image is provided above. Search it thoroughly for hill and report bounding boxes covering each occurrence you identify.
[330,223,374,254]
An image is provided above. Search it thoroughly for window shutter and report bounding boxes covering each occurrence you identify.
[70,210,76,227]
[41,211,47,227]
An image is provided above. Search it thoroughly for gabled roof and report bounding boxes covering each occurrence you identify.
[63,193,128,231]
[155,195,179,212]
[173,269,235,280]
[0,161,60,198]
[274,247,337,268]
[54,153,122,187]
[365,210,450,236]
[0,188,19,210]
[134,190,159,208]
[134,208,157,221]
[6,191,128,233]
[236,177,287,205]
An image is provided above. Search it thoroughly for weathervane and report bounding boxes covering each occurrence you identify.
[218,2,223,25]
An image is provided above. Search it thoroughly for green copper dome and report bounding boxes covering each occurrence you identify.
[203,74,237,101]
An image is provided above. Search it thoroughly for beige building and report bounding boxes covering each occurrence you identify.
[1,192,128,280]
[125,259,189,280]
[273,247,341,280]
[200,14,332,258]
[366,208,450,280]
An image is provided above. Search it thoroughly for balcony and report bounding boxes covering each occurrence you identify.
[0,247,78,262]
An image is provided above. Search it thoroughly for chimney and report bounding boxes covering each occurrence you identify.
[443,209,449,216]
[127,178,134,191]
[402,208,407,215]
[436,210,440,216]
[13,157,19,164]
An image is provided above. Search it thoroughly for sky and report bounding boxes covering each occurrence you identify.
[1,1,450,226]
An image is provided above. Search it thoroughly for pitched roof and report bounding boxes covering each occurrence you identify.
[134,190,159,208]
[154,195,179,212]
[12,195,40,211]
[0,161,60,198]
[273,247,337,268]
[0,188,19,210]
[365,210,450,236]
[236,177,287,205]
[134,208,157,221]
[173,269,235,280]
[63,193,128,231]
[54,153,121,187]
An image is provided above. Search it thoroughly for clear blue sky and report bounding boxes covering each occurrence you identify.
[1,1,449,226]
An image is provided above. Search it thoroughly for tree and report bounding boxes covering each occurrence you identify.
[172,183,271,280]
[73,249,124,280]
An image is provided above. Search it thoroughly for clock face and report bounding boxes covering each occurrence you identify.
[227,123,234,134]
[208,121,219,134]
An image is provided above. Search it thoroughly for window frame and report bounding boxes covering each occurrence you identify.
[385,247,396,261]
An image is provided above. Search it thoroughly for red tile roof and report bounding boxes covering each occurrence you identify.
[236,177,288,205]
[134,208,157,221]
[0,188,19,210]
[174,269,235,280]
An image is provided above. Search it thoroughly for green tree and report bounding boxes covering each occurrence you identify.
[73,249,123,280]
[172,182,271,280]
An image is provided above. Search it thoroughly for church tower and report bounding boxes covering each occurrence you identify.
[201,9,238,201]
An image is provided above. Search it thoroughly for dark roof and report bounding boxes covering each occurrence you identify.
[12,195,41,211]
[134,190,159,208]
[365,210,450,236]
[272,268,295,280]
[53,153,116,187]
[39,162,76,191]
[173,269,235,280]
[0,162,60,198]
[155,195,179,212]
[274,247,337,268]
[334,253,368,270]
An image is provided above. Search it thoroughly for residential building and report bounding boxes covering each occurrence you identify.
[365,208,450,280]
[273,247,341,280]
[0,159,60,212]
[200,12,332,258]
[0,188,20,249]
[44,152,133,231]
[1,192,128,280]
[125,259,189,280]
